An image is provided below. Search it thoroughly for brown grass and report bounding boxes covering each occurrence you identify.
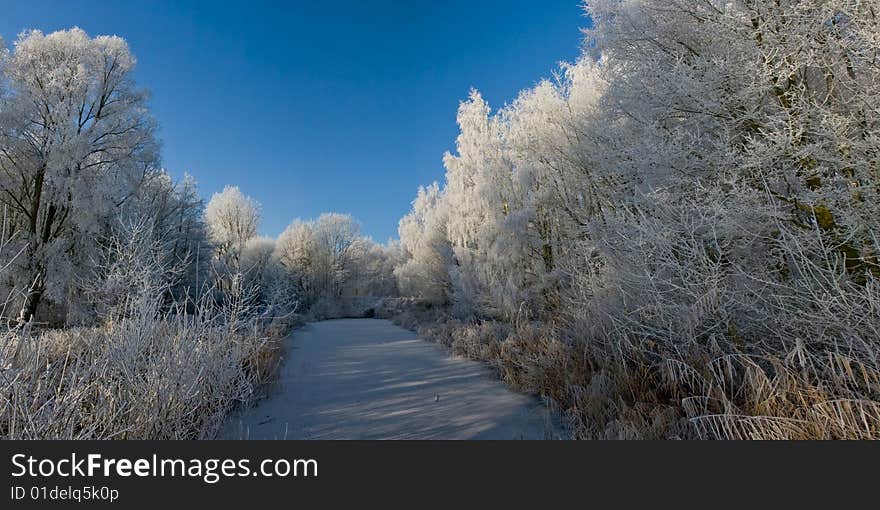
[386,303,880,440]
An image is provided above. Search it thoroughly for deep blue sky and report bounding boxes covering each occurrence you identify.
[1,1,587,241]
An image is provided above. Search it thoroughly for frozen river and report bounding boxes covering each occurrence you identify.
[221,318,560,439]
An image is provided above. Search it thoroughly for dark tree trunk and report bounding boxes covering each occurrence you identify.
[17,267,45,325]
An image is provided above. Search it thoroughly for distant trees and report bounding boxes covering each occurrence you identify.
[274,219,318,304]
[274,212,398,309]
[0,28,408,326]
[201,189,398,318]
[311,212,360,297]
[346,237,402,298]
[240,236,277,303]
[204,186,261,271]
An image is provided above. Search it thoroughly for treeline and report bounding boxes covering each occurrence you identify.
[0,28,398,328]
[204,186,401,320]
[0,28,397,439]
[391,1,880,439]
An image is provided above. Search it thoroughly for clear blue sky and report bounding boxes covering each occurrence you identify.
[1,0,588,241]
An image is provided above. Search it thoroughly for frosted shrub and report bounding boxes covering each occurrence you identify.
[0,209,287,439]
[558,184,880,439]
[0,293,282,440]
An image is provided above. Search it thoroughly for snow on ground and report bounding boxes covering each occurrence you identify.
[221,319,561,439]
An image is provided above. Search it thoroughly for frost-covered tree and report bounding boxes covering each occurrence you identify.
[240,235,277,304]
[394,182,452,304]
[274,219,318,303]
[581,0,880,337]
[85,217,182,322]
[274,213,361,307]
[495,57,611,314]
[433,75,611,318]
[0,28,158,323]
[345,237,402,298]
[122,171,209,310]
[204,186,260,270]
[397,0,880,341]
[310,212,360,299]
[504,57,610,234]
[383,0,880,439]
[442,90,530,318]
[313,212,359,263]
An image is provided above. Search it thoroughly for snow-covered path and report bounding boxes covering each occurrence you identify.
[221,319,560,439]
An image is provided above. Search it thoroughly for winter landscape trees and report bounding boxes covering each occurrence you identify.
[0,28,158,324]
[273,212,398,316]
[391,1,880,439]
[0,28,399,439]
[2,1,879,440]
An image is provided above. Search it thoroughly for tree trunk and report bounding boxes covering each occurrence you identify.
[17,267,45,325]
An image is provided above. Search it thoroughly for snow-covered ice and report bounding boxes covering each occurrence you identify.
[221,319,560,439]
